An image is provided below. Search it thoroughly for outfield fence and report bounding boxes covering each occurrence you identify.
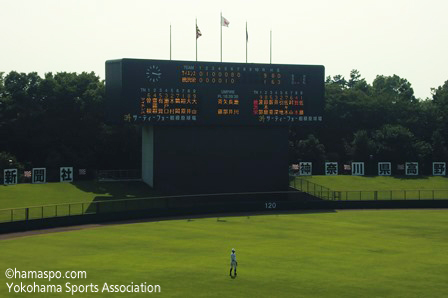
[0,195,184,224]
[2,180,448,225]
[0,191,303,224]
[0,202,93,223]
[290,177,448,201]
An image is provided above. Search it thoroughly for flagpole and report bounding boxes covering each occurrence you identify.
[246,21,248,63]
[220,12,222,62]
[170,23,172,60]
[270,29,272,64]
[196,18,198,61]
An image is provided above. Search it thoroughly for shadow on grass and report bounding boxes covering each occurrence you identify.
[72,180,159,201]
[68,181,337,220]
[71,180,162,214]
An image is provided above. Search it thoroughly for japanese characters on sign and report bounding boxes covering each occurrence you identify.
[351,162,365,176]
[3,161,447,186]
[32,168,46,184]
[3,169,18,185]
[252,90,323,123]
[129,88,198,123]
[60,167,74,182]
[299,162,312,176]
[405,162,419,176]
[325,162,338,175]
[217,90,240,116]
[433,162,446,176]
[378,162,392,176]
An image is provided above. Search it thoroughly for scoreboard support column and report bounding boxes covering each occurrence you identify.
[142,126,289,194]
[142,126,154,187]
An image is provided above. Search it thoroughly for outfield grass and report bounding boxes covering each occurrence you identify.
[0,181,157,209]
[0,181,158,222]
[292,176,448,200]
[1,210,447,297]
[1,176,447,222]
[294,176,448,191]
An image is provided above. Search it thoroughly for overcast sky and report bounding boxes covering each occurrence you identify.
[1,0,447,99]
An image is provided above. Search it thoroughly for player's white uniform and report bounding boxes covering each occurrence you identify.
[230,252,237,269]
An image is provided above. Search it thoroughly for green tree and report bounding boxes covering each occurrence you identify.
[292,134,326,164]
[431,130,448,161]
[372,74,417,103]
[372,124,416,162]
[0,151,24,172]
[0,72,44,163]
[432,80,448,131]
[430,80,448,160]
[348,130,375,161]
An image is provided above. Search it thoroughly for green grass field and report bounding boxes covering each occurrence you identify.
[294,176,448,191]
[1,176,448,222]
[292,176,448,200]
[1,210,447,297]
[0,181,158,223]
[0,181,156,209]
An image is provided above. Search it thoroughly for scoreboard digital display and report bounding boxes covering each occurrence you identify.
[106,59,324,125]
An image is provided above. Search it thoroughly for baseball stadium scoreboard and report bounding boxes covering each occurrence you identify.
[106,58,325,194]
[106,59,325,126]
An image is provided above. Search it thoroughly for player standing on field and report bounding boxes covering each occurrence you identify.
[230,248,237,277]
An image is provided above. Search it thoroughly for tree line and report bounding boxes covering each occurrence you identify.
[0,71,140,172]
[290,70,448,174]
[1,70,447,174]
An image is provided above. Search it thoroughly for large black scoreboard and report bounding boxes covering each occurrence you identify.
[106,59,325,126]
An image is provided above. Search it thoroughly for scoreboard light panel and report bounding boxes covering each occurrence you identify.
[106,59,324,126]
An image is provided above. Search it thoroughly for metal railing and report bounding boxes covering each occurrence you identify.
[0,201,95,223]
[290,177,448,201]
[290,177,332,199]
[0,191,303,224]
[2,181,448,224]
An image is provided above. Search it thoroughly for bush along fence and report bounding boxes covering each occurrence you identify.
[290,177,448,201]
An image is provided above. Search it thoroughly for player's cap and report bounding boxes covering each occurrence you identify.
[232,248,235,252]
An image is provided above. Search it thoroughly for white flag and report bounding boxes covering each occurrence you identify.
[221,16,230,27]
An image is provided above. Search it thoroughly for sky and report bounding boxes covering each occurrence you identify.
[1,0,447,99]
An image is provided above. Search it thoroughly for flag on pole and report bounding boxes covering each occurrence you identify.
[196,25,202,39]
[245,21,248,63]
[221,16,230,27]
[196,19,201,61]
